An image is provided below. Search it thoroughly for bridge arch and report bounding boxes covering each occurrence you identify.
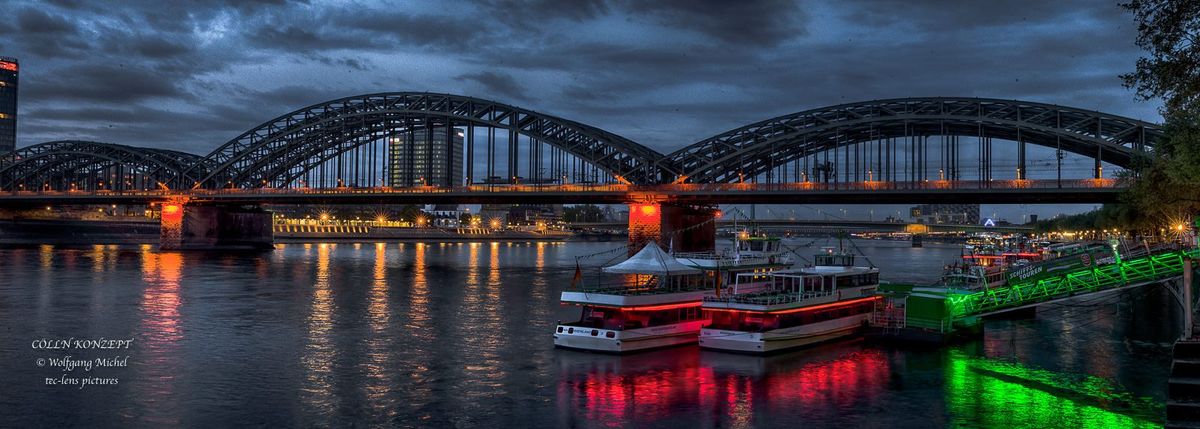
[663,97,1163,184]
[0,140,207,192]
[191,92,670,188]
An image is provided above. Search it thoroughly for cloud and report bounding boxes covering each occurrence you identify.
[0,0,1160,165]
[625,0,808,46]
[455,71,527,101]
[24,63,188,103]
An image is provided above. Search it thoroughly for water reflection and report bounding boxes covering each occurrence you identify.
[135,249,183,426]
[301,243,337,418]
[363,243,394,418]
[555,342,890,428]
[944,350,1160,428]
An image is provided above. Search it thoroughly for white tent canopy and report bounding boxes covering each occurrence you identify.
[602,243,702,276]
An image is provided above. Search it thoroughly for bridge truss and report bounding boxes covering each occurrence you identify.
[0,95,1164,194]
[0,140,208,192]
[187,92,669,189]
[663,98,1162,185]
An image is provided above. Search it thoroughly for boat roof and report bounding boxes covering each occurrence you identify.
[800,265,876,275]
[744,265,875,277]
[602,243,702,275]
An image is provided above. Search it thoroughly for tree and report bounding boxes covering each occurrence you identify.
[397,204,423,222]
[1121,0,1200,115]
[563,204,606,223]
[1121,0,1200,223]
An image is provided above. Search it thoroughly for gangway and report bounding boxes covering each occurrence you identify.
[946,246,1199,322]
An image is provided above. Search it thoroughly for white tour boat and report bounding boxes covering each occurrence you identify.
[554,243,714,353]
[699,247,881,354]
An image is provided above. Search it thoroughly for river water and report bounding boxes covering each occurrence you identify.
[0,239,1179,428]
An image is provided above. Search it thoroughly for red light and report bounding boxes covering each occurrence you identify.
[0,62,15,72]
[705,296,879,315]
[628,203,661,227]
[161,203,183,222]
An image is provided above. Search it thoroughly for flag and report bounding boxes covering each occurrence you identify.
[571,262,583,288]
[715,268,721,298]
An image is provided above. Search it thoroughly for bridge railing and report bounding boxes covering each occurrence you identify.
[0,178,1121,198]
[946,246,1199,320]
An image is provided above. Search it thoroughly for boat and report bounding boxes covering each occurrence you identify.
[673,230,795,291]
[942,235,1045,290]
[698,246,881,354]
[554,243,714,353]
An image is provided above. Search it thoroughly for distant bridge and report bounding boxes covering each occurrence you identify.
[570,218,1033,233]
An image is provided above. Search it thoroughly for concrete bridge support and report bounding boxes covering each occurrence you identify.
[627,202,716,253]
[160,203,274,250]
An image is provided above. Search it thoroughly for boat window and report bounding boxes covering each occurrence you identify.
[774,300,877,330]
[835,272,879,288]
[632,306,707,328]
[707,312,779,332]
[804,276,823,292]
[578,306,626,330]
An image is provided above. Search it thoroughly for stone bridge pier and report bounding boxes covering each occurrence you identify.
[160,201,274,250]
[627,202,716,253]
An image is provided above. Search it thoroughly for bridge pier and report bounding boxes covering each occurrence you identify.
[160,203,274,251]
[627,202,716,253]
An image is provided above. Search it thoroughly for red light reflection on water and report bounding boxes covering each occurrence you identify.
[556,344,890,427]
[135,250,184,426]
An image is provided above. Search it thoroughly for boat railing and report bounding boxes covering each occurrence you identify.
[673,252,726,260]
[574,281,712,296]
[703,289,834,305]
[674,252,777,262]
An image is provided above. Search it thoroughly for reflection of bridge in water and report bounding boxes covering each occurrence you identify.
[0,93,1162,249]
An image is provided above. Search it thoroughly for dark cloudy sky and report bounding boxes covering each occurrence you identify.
[1,0,1160,154]
[0,0,1160,221]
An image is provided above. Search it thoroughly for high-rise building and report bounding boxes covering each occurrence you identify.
[387,127,464,187]
[0,57,17,153]
[910,204,981,224]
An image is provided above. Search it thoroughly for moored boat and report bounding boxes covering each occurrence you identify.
[699,247,881,354]
[554,243,714,353]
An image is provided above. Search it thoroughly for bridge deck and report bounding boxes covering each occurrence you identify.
[0,180,1122,206]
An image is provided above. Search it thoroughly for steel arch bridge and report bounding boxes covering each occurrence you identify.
[0,95,1165,197]
[0,140,208,192]
[660,97,1162,184]
[186,92,670,189]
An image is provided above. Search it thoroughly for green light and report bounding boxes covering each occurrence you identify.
[945,350,1161,428]
[945,249,1199,320]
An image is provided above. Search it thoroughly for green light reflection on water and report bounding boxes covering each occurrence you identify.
[944,350,1161,429]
